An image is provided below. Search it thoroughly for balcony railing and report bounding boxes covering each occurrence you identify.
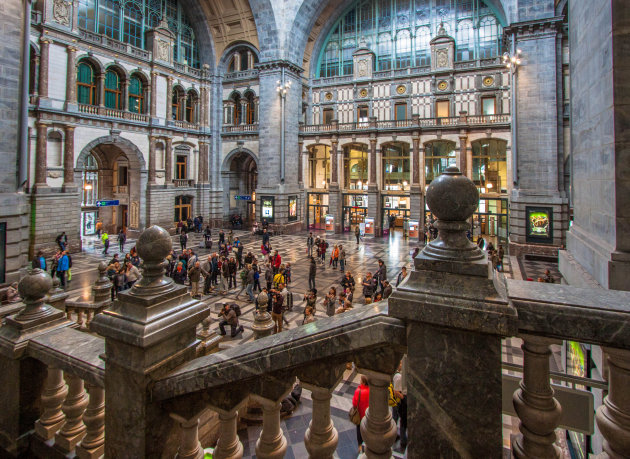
[224,69,259,81]
[78,104,150,123]
[2,171,629,458]
[173,179,195,187]
[170,120,199,130]
[300,113,510,134]
[222,123,259,133]
[79,30,152,61]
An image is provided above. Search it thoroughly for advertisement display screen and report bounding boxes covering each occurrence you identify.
[288,196,298,221]
[325,215,335,232]
[526,207,553,243]
[261,196,275,222]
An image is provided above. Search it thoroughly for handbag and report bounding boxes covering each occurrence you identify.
[349,387,361,425]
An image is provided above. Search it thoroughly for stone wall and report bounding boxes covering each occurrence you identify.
[31,192,81,257]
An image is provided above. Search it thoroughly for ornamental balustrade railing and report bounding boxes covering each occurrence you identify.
[1,167,629,458]
[222,123,259,133]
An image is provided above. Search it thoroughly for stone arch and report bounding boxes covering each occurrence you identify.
[129,69,150,86]
[244,0,279,61]
[76,54,105,76]
[218,41,261,74]
[221,147,258,172]
[176,0,217,71]
[76,135,146,170]
[221,147,258,223]
[104,63,130,82]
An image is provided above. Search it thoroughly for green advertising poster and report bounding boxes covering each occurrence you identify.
[526,207,553,243]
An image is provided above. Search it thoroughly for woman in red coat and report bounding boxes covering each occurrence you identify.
[352,375,370,452]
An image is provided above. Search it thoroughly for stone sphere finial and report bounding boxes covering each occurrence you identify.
[426,166,479,222]
[98,261,107,274]
[15,268,54,322]
[422,167,484,263]
[130,225,175,296]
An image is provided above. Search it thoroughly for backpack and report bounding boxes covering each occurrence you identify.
[388,383,401,407]
[273,274,285,289]
[240,269,248,281]
[231,304,242,316]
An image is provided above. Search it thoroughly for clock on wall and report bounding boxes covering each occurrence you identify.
[359,88,368,98]
[325,92,333,101]
[483,76,495,87]
[396,85,406,94]
[437,80,448,91]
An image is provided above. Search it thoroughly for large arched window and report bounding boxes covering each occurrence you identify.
[185,90,198,123]
[245,91,256,124]
[231,92,241,126]
[104,69,123,110]
[77,61,97,105]
[128,75,144,113]
[343,144,368,189]
[424,140,456,185]
[78,0,200,68]
[382,143,410,191]
[316,0,503,77]
[309,145,331,189]
[472,139,507,193]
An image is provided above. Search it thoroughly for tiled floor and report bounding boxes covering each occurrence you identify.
[61,229,570,457]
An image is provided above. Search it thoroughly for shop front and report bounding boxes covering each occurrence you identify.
[473,198,509,245]
[307,192,329,230]
[382,195,410,235]
[342,194,368,232]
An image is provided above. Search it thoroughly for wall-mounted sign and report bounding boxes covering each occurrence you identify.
[364,217,374,235]
[261,196,274,222]
[526,207,553,243]
[409,220,419,239]
[288,195,298,221]
[325,215,335,232]
[235,195,252,201]
[96,200,120,207]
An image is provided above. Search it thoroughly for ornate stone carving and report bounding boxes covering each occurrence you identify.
[357,59,369,77]
[157,40,170,62]
[437,49,448,68]
[48,171,63,179]
[130,201,139,228]
[53,0,71,26]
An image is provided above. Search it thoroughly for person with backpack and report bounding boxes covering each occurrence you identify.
[273,268,286,290]
[218,304,243,337]
[235,264,250,300]
[252,261,262,292]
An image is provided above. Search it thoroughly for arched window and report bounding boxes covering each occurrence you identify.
[231,93,241,126]
[315,0,503,76]
[172,86,184,121]
[472,139,507,193]
[104,69,123,110]
[424,140,456,185]
[309,145,331,189]
[77,0,200,68]
[245,91,256,124]
[343,144,368,189]
[128,75,144,114]
[382,143,410,191]
[185,90,197,123]
[77,61,97,105]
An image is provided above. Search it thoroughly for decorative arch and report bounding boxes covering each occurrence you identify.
[129,69,149,86]
[76,54,105,76]
[222,147,259,172]
[219,41,261,74]
[76,135,147,170]
[178,0,217,70]
[243,0,279,61]
[104,63,129,81]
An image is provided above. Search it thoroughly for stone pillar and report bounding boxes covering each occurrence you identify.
[165,137,173,184]
[54,373,88,453]
[214,410,244,459]
[240,100,248,125]
[34,120,49,190]
[166,77,174,119]
[410,133,424,241]
[458,132,468,178]
[62,124,76,190]
[298,140,304,187]
[34,367,68,440]
[97,74,105,108]
[328,137,342,233]
[359,371,397,459]
[255,398,287,459]
[171,415,204,459]
[412,134,420,186]
[247,50,253,69]
[148,135,156,184]
[72,0,80,33]
[367,137,380,236]
[512,335,562,458]
[596,347,630,457]
[150,71,158,118]
[198,141,207,183]
[123,79,130,112]
[38,38,50,100]
[233,52,241,71]
[330,137,339,186]
[388,167,517,456]
[76,385,105,459]
[65,46,78,110]
[90,227,208,457]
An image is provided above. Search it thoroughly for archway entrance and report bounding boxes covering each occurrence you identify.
[78,142,143,238]
[222,150,258,225]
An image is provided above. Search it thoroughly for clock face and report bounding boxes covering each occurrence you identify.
[437,81,448,91]
[483,76,494,87]
[359,88,368,98]
[396,85,406,94]
[325,92,333,101]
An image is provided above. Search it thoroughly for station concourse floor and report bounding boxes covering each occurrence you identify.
[64,228,568,458]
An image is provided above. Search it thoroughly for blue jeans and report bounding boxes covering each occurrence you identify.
[246,283,255,302]
[340,259,345,271]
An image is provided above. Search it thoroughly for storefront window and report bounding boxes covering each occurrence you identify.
[308,193,329,230]
[382,143,410,191]
[425,140,456,185]
[309,145,331,189]
[472,138,507,193]
[82,153,99,206]
[344,144,368,190]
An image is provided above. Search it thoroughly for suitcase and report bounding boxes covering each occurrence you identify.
[286,291,294,311]
[205,240,212,249]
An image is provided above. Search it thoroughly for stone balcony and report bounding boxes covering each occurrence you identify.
[1,168,629,458]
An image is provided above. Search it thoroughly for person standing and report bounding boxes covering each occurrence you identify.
[382,280,393,299]
[497,245,505,272]
[271,288,284,334]
[324,287,337,317]
[219,229,225,245]
[362,272,376,304]
[56,232,68,251]
[118,229,126,252]
[102,232,110,255]
[126,262,141,289]
[32,250,47,270]
[306,232,315,257]
[392,358,407,449]
[396,266,408,287]
[339,245,346,272]
[355,226,361,246]
[375,259,387,293]
[220,257,230,294]
[188,261,202,298]
[262,228,270,246]
[265,263,273,292]
[308,256,317,291]
[352,376,370,453]
[179,231,188,251]
[235,238,244,269]
[272,250,282,275]
[56,250,70,289]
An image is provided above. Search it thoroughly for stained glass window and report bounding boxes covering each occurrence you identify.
[317,0,503,77]
[78,0,200,68]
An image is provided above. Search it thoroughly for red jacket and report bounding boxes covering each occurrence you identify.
[352,384,370,419]
[273,254,282,268]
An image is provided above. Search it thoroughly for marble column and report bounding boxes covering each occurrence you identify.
[512,335,562,458]
[97,74,105,108]
[329,138,342,233]
[330,138,339,186]
[596,347,630,457]
[198,141,207,184]
[410,133,424,240]
[359,372,397,459]
[214,410,243,459]
[63,124,76,190]
[458,132,469,178]
[369,137,377,186]
[148,136,157,184]
[240,100,248,125]
[150,71,158,118]
[165,137,173,184]
[65,46,78,109]
[255,398,287,459]
[412,134,420,186]
[123,79,130,112]
[166,77,174,119]
[247,51,253,69]
[34,120,49,190]
[234,52,241,72]
[298,141,304,186]
[38,38,50,100]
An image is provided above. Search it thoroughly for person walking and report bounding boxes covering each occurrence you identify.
[306,232,315,257]
[179,231,188,251]
[56,250,70,289]
[331,245,339,269]
[101,232,110,255]
[246,266,256,303]
[339,245,346,272]
[308,256,317,291]
[352,376,370,453]
[118,229,126,252]
[355,226,361,246]
[271,288,284,334]
[56,232,68,251]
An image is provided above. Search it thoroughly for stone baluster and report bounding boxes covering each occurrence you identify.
[596,347,630,457]
[35,367,68,440]
[76,308,85,329]
[255,398,287,459]
[512,335,562,458]
[55,373,88,453]
[171,414,204,459]
[214,409,243,459]
[298,364,344,459]
[76,385,105,459]
[359,371,397,458]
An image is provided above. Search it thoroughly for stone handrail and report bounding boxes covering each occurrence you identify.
[152,302,405,400]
